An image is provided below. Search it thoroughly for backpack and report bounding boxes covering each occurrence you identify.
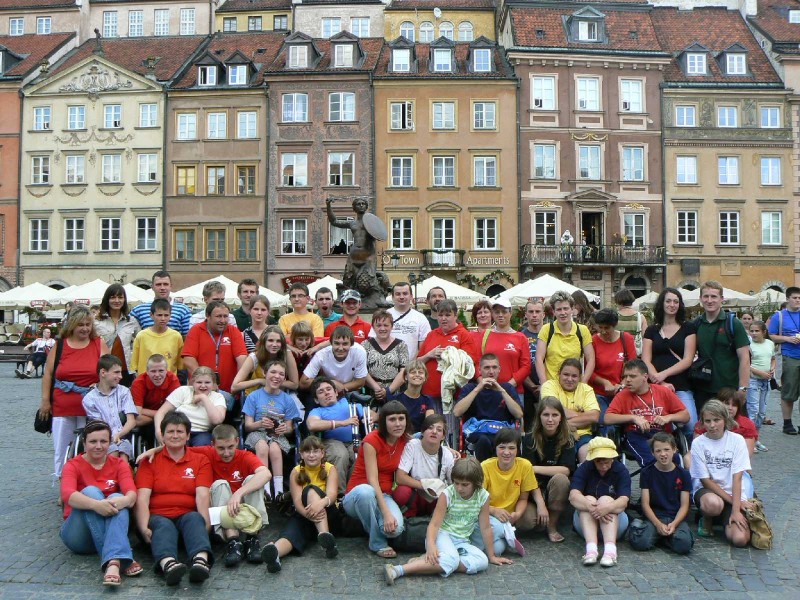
[545,322,585,358]
[693,311,737,353]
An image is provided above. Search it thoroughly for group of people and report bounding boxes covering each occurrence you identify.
[30,270,795,587]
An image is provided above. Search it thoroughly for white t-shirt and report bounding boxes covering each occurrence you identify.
[303,344,368,383]
[398,438,454,483]
[690,430,751,500]
[166,386,227,433]
[369,306,431,361]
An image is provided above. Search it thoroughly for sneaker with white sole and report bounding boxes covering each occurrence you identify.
[582,552,598,566]
[600,553,617,567]
[755,441,768,452]
[384,564,397,586]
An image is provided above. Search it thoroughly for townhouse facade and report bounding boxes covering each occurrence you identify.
[215,0,293,34]
[0,1,81,38]
[293,0,386,39]
[383,0,496,43]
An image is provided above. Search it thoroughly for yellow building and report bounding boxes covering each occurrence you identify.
[215,0,292,34]
[384,0,496,43]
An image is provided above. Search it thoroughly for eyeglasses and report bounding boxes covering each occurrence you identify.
[290,294,307,299]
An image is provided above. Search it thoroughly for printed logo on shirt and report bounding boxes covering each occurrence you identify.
[183,467,196,479]
[105,479,116,489]
[617,351,625,361]
[232,470,243,482]
[221,336,231,346]
[514,478,521,487]
[704,449,734,471]
[675,476,684,491]
[505,343,517,352]
[449,335,459,343]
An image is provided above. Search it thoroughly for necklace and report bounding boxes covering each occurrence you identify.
[635,389,656,414]
[387,440,400,457]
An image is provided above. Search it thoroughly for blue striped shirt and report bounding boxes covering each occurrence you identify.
[130,300,192,336]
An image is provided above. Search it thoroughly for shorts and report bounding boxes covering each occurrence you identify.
[780,356,800,403]
[693,488,732,524]
[575,434,593,454]
[245,430,291,454]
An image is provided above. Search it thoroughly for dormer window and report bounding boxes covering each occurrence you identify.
[228,65,247,85]
[198,66,217,86]
[392,49,410,72]
[578,21,598,42]
[791,10,800,23]
[686,53,706,75]
[433,48,452,72]
[289,46,308,68]
[472,48,491,73]
[726,53,746,75]
[334,44,354,68]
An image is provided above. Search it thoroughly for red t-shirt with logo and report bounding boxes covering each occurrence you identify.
[606,384,686,434]
[135,449,212,518]
[60,454,136,519]
[324,317,372,344]
[130,371,181,411]
[418,324,480,398]
[189,446,265,493]
[182,322,247,392]
[478,330,531,394]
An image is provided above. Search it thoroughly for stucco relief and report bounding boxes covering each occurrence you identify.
[58,64,133,100]
[53,126,134,147]
[699,98,713,127]
[310,207,324,268]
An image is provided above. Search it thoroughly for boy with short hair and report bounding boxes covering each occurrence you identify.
[130,354,181,446]
[130,298,184,374]
[279,283,324,340]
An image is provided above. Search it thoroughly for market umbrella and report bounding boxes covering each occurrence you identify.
[680,287,757,308]
[0,282,61,310]
[495,273,600,307]
[307,275,343,299]
[406,275,486,306]
[172,275,289,308]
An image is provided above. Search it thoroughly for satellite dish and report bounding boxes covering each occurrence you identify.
[433,7,442,18]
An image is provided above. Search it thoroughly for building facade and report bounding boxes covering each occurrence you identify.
[293,0,385,39]
[83,1,213,42]
[0,1,81,38]
[384,0,496,43]
[215,0,292,34]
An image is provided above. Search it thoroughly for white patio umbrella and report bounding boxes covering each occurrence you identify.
[258,285,289,309]
[307,275,343,299]
[755,289,786,305]
[123,283,155,306]
[0,282,61,310]
[172,275,289,308]
[407,275,486,306]
[495,273,600,307]
[680,287,757,308]
[55,279,115,306]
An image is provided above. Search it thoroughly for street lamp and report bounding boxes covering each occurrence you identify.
[380,251,400,271]
[408,271,428,304]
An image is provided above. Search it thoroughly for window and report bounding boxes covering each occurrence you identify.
[432,218,455,257]
[676,211,697,244]
[103,12,118,37]
[533,144,556,179]
[390,101,413,130]
[578,145,600,179]
[400,22,414,41]
[236,229,258,261]
[391,156,413,187]
[248,16,262,31]
[532,76,555,110]
[180,8,195,35]
[206,166,225,195]
[137,103,157,128]
[392,49,410,72]
[228,65,247,85]
[288,46,307,68]
[623,213,645,246]
[717,106,738,127]
[676,105,695,127]
[577,77,600,110]
[761,212,782,245]
[686,53,706,75]
[620,79,642,112]
[29,219,48,251]
[274,15,288,30]
[329,92,355,121]
[474,218,497,250]
[432,49,452,72]
[281,219,307,254]
[68,105,85,129]
[419,22,434,42]
[391,217,413,249]
[719,211,740,244]
[474,156,497,187]
[175,229,195,260]
[432,156,455,187]
[472,48,491,72]
[534,211,557,245]
[207,112,227,139]
[176,166,196,195]
[128,11,143,36]
[65,155,85,184]
[237,166,255,194]
[351,17,370,37]
[726,54,746,75]
[100,218,121,251]
[439,22,454,39]
[155,9,169,35]
[223,17,236,32]
[104,104,121,129]
[33,107,51,131]
[281,153,308,186]
[334,44,354,67]
[31,156,50,184]
[676,155,697,184]
[322,17,341,38]
[136,217,157,250]
[458,22,474,41]
[791,10,800,23]
[137,154,158,182]
[282,93,308,122]
[578,20,599,41]
[64,218,84,251]
[37,17,52,34]
[198,66,217,86]
[177,113,197,140]
[432,101,455,129]
[622,147,644,181]
[329,219,354,254]
[237,111,257,138]
[205,229,226,260]
[473,102,495,130]
[328,152,354,186]
[761,157,781,185]
[761,106,780,128]
[101,155,121,183]
[718,156,739,185]
[9,18,23,36]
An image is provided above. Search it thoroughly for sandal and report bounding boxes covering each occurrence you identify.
[189,555,211,583]
[161,558,187,586]
[763,418,775,425]
[124,560,143,577]
[103,560,121,586]
[375,547,397,559]
[547,531,565,543]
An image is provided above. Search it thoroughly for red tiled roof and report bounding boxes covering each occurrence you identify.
[217,0,291,12]
[386,0,495,10]
[372,41,515,79]
[0,0,76,9]
[652,7,782,84]
[0,32,75,78]
[265,36,384,74]
[748,0,800,44]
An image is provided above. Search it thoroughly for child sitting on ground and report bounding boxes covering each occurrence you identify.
[387,360,435,433]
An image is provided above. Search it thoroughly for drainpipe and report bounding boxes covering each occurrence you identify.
[263,81,270,287]
[369,71,376,216]
[659,83,667,291]
[161,89,169,271]
[515,69,522,283]
[16,88,24,286]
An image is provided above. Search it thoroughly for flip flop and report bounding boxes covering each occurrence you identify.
[376,547,397,559]
[124,560,143,577]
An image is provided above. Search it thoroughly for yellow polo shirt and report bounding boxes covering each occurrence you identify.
[540,380,599,439]
[539,322,592,382]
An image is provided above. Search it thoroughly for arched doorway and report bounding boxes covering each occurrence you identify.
[622,275,648,299]
[485,283,506,297]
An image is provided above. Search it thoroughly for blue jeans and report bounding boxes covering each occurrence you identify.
[342,483,405,552]
[746,378,770,430]
[59,486,134,568]
[433,530,488,576]
[148,512,212,566]
[596,394,611,436]
[188,431,213,446]
[573,509,629,541]
[675,390,698,436]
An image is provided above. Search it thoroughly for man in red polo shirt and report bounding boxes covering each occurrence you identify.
[182,300,247,394]
[323,289,371,342]
[131,354,181,446]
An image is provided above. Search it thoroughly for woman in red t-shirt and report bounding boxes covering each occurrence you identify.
[342,401,412,558]
[476,299,531,395]
[59,420,139,586]
[590,309,637,431]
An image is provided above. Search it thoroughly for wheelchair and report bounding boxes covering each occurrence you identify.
[607,424,690,478]
[458,418,521,459]
[63,413,148,469]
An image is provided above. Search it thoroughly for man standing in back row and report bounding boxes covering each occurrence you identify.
[768,286,800,435]
[129,270,192,336]
[368,282,430,361]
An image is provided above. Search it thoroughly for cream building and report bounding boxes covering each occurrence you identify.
[215,0,293,34]
[384,0,496,43]
[293,0,386,38]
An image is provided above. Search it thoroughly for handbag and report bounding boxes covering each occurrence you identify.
[34,410,52,434]
[744,497,773,550]
[769,377,780,391]
[462,417,514,439]
[689,357,713,383]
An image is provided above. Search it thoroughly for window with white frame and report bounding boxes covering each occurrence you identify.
[205,228,226,260]
[139,103,157,127]
[474,156,497,187]
[29,219,48,251]
[676,155,697,184]
[237,229,258,261]
[391,217,413,249]
[32,156,50,184]
[433,49,452,72]
[328,152,354,186]
[761,211,782,245]
[328,218,353,254]
[578,20,598,41]
[282,93,308,122]
[103,11,118,37]
[472,48,491,72]
[717,106,738,127]
[206,166,225,195]
[100,218,121,251]
[281,219,307,254]
[432,101,455,129]
[236,111,257,138]
[620,79,642,112]
[198,65,217,86]
[718,156,739,185]
[281,153,308,186]
[68,105,85,129]
[65,155,85,184]
[64,218,84,251]
[174,229,195,260]
[248,16,262,31]
[33,107,51,130]
[760,106,780,128]
[350,17,370,37]
[676,210,698,244]
[137,154,158,182]
[322,17,341,38]
[474,217,497,250]
[719,211,740,244]
[329,92,355,121]
[577,77,599,110]
[237,166,255,194]
[176,166,196,195]
[686,53,706,75]
[154,9,169,35]
[334,44,354,67]
[180,8,196,35]
[533,144,556,179]
[207,112,227,139]
[128,11,143,36]
[104,104,121,128]
[791,10,800,23]
[473,102,495,129]
[534,211,557,245]
[223,17,236,32]
[726,53,746,75]
[228,65,247,85]
[623,213,645,246]
[532,76,555,110]
[578,145,601,179]
[9,18,23,36]
[390,101,413,130]
[458,22,474,41]
[622,146,644,181]
[137,217,157,251]
[37,17,51,34]
[274,15,288,30]
[101,155,122,183]
[289,46,308,68]
[432,218,456,259]
[419,22,434,42]
[675,105,695,127]
[399,22,415,41]
[439,22,454,39]
[761,157,781,185]
[392,49,410,72]
[432,156,455,187]
[177,113,197,140]
[390,156,413,187]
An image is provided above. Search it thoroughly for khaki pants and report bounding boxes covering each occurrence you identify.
[210,476,268,536]
[322,439,355,496]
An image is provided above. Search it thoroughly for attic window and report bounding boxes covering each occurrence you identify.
[536,29,545,39]
[198,65,217,86]
[472,48,491,73]
[629,30,638,40]
[392,48,410,72]
[686,52,706,75]
[433,48,452,72]
[289,46,308,68]
[228,64,247,85]
[334,44,354,67]
[790,10,800,23]
[578,21,598,42]
[726,53,746,75]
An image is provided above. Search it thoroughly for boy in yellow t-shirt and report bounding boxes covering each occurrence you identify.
[130,298,183,373]
[479,428,547,556]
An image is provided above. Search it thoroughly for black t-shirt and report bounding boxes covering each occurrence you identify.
[639,464,691,520]
[643,321,697,391]
[521,434,576,487]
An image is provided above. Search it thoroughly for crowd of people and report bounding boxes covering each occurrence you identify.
[28,270,793,587]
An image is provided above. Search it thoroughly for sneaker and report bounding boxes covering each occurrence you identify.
[783,425,798,435]
[261,543,281,573]
[384,564,397,586]
[224,538,243,568]
[600,553,617,567]
[318,532,338,559]
[14,368,24,379]
[244,536,263,564]
[697,517,713,538]
[755,441,768,452]
[582,551,598,566]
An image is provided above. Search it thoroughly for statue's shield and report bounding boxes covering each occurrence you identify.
[363,212,388,241]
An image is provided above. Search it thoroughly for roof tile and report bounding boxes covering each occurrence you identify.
[386,0,495,10]
[748,0,800,45]
[265,36,384,74]
[0,32,75,78]
[0,0,76,9]
[372,40,515,79]
[216,0,291,12]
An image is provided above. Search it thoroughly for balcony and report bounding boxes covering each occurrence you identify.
[420,249,466,270]
[521,244,666,266]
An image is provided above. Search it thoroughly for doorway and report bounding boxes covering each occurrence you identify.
[580,212,604,262]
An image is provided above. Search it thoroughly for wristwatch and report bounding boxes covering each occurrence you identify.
[737,386,749,391]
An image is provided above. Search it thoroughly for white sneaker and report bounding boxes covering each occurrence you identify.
[600,553,617,567]
[755,441,768,452]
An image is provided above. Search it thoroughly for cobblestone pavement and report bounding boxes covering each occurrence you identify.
[1,363,799,599]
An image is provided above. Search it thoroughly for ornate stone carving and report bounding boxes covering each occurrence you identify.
[58,64,133,100]
[53,126,134,147]
[571,132,607,141]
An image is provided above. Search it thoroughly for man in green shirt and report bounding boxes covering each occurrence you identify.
[232,278,259,331]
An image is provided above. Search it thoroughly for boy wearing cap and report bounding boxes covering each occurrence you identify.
[475,298,531,397]
[569,437,631,567]
[323,290,371,342]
